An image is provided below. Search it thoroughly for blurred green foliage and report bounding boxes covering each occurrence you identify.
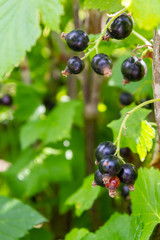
[0,0,160,239]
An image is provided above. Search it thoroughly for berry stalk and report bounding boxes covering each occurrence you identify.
[115,98,160,158]
[81,8,127,60]
[132,30,152,47]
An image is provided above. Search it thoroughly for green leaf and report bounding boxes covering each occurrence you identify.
[65,228,89,240]
[66,174,101,216]
[137,121,155,161]
[124,0,160,30]
[20,228,52,240]
[14,84,41,121]
[131,168,160,240]
[39,0,63,31]
[0,196,46,240]
[84,0,122,12]
[83,213,143,240]
[0,0,63,80]
[20,101,80,149]
[4,148,71,197]
[108,105,151,153]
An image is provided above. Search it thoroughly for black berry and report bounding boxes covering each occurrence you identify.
[95,141,116,162]
[99,155,122,176]
[94,169,105,187]
[119,92,134,106]
[121,185,130,198]
[106,13,133,40]
[91,54,112,77]
[65,30,89,52]
[62,56,84,76]
[118,163,138,185]
[121,57,147,82]
[0,94,12,106]
[120,148,131,158]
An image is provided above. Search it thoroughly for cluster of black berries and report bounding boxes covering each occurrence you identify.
[61,30,112,78]
[92,141,138,198]
[0,94,12,106]
[61,13,147,84]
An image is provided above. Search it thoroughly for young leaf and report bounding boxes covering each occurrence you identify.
[108,105,151,153]
[136,121,155,161]
[0,0,63,80]
[0,196,46,240]
[131,168,160,240]
[66,174,101,216]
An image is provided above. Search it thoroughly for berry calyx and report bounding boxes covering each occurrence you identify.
[94,169,105,187]
[62,56,84,76]
[0,94,12,106]
[105,176,120,189]
[119,92,134,106]
[121,57,147,82]
[105,176,121,198]
[64,30,89,52]
[91,54,112,77]
[95,141,116,163]
[118,163,138,185]
[99,155,122,176]
[106,13,133,40]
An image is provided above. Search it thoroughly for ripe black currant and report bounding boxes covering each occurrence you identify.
[121,57,147,82]
[121,185,130,198]
[99,155,122,176]
[0,94,12,106]
[91,54,112,77]
[64,30,89,52]
[120,148,131,159]
[95,141,116,162]
[94,169,105,187]
[119,92,134,106]
[106,13,133,40]
[118,163,138,185]
[62,56,84,76]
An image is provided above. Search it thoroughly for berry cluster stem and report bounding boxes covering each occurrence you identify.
[81,8,127,60]
[115,98,160,158]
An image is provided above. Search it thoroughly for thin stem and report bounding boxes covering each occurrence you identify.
[132,30,152,46]
[115,98,160,158]
[81,8,127,60]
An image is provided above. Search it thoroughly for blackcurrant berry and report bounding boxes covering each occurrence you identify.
[0,94,12,106]
[99,155,122,176]
[119,92,134,106]
[94,169,105,187]
[118,163,138,185]
[95,141,116,162]
[106,13,133,40]
[121,185,130,198]
[65,30,89,52]
[91,54,112,77]
[62,56,84,76]
[105,176,120,189]
[120,148,131,158]
[121,57,147,82]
